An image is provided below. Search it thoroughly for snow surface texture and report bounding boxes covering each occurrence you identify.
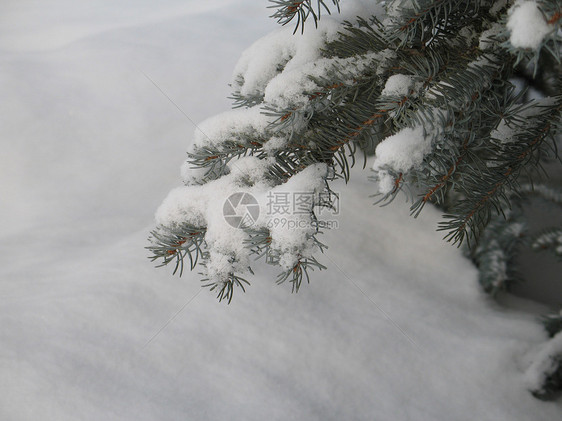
[507,1,555,50]
[1,1,561,420]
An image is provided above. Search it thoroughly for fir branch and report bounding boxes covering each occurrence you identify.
[202,273,251,304]
[418,132,470,208]
[389,0,479,47]
[531,227,562,259]
[542,313,562,338]
[326,17,391,58]
[276,256,327,292]
[527,332,562,401]
[150,0,562,307]
[147,225,207,276]
[519,183,562,204]
[268,0,340,33]
[440,97,562,244]
[470,208,526,294]
[188,140,264,180]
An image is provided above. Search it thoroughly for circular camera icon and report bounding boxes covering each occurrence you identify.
[223,192,260,229]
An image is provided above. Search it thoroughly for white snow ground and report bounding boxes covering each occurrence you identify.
[0,1,560,420]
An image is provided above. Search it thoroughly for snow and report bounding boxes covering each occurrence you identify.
[155,184,208,228]
[386,0,415,18]
[157,157,327,277]
[231,0,384,110]
[525,332,562,395]
[231,22,338,100]
[479,23,503,50]
[483,241,509,289]
[263,163,328,269]
[190,106,271,149]
[381,74,415,97]
[1,1,561,420]
[507,1,555,50]
[372,126,432,193]
[491,117,515,143]
[262,135,289,153]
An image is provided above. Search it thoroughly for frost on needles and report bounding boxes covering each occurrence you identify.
[149,0,561,302]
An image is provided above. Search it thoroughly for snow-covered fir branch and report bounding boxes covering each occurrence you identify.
[150,0,561,316]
